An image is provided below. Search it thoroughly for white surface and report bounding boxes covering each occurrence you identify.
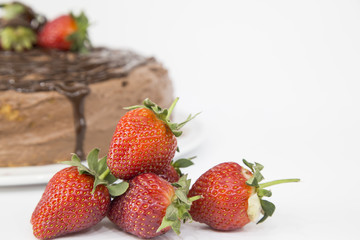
[0,110,203,186]
[1,0,360,239]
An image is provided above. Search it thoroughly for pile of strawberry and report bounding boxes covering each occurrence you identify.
[31,97,300,239]
[0,1,90,52]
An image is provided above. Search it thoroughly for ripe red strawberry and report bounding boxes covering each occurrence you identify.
[188,160,299,231]
[107,173,200,239]
[107,98,197,180]
[157,156,195,183]
[37,12,91,52]
[31,166,110,239]
[157,164,180,183]
[31,149,128,239]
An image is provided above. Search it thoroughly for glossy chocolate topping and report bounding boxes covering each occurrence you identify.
[0,48,151,159]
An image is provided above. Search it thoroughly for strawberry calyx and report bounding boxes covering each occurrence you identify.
[125,97,199,137]
[62,148,128,197]
[243,159,300,223]
[0,25,36,51]
[171,156,196,177]
[0,2,38,51]
[157,174,201,235]
[67,12,91,53]
[0,2,26,20]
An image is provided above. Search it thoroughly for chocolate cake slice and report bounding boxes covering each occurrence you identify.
[0,48,173,167]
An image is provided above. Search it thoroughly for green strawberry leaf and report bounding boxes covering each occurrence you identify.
[254,162,264,171]
[172,174,192,195]
[172,175,186,188]
[157,218,180,235]
[172,157,195,168]
[246,176,259,187]
[62,153,80,165]
[171,156,196,177]
[242,159,300,224]
[158,204,184,235]
[253,170,264,183]
[62,154,91,175]
[258,188,272,198]
[243,159,254,172]
[244,159,264,187]
[92,178,108,194]
[157,218,175,231]
[158,174,200,235]
[104,173,118,185]
[87,148,99,172]
[168,113,200,137]
[107,181,129,197]
[179,206,192,220]
[125,98,199,137]
[175,113,200,131]
[1,2,25,20]
[164,204,178,221]
[175,189,191,206]
[97,156,107,174]
[67,11,91,53]
[258,199,276,224]
[171,220,181,235]
[62,148,129,197]
[257,213,269,224]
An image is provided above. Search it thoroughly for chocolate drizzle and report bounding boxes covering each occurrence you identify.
[55,82,90,160]
[0,48,151,159]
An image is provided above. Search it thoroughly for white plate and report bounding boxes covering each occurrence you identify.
[0,113,204,186]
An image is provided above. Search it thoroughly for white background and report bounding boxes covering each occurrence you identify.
[1,0,360,239]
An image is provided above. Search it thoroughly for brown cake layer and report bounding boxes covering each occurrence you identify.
[0,48,173,167]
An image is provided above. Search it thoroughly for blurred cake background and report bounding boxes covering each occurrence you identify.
[0,1,175,166]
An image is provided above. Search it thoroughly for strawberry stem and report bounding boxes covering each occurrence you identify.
[243,159,300,224]
[166,97,179,121]
[259,178,300,189]
[99,168,110,180]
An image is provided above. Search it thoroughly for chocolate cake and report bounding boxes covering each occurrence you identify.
[0,2,174,167]
[0,48,174,167]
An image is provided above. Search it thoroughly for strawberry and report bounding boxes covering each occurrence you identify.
[0,2,41,51]
[156,164,180,183]
[157,156,195,183]
[31,149,128,239]
[107,173,200,239]
[188,160,300,231]
[107,98,197,180]
[37,12,91,52]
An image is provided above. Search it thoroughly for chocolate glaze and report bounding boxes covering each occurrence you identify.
[0,48,152,159]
